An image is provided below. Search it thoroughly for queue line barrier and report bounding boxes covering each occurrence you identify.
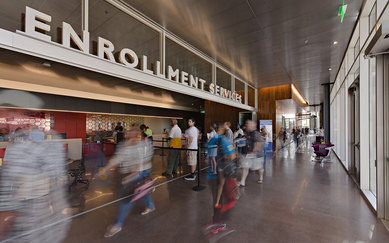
[153,145,206,191]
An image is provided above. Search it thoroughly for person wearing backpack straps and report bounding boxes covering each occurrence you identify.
[204,121,237,237]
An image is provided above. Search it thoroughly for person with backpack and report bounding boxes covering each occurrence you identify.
[204,121,237,239]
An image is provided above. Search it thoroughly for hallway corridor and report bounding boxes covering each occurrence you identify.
[63,148,389,243]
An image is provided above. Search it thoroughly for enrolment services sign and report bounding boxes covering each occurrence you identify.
[21,6,243,104]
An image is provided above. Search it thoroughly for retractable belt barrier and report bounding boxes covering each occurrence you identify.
[152,143,207,191]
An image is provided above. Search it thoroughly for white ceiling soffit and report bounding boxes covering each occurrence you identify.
[365,22,389,57]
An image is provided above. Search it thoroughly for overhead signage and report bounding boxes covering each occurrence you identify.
[22,7,242,103]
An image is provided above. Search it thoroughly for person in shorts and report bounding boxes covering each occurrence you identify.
[239,120,265,186]
[162,120,182,178]
[184,118,199,181]
[208,123,218,175]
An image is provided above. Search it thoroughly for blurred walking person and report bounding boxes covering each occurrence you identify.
[224,122,233,143]
[204,122,238,241]
[0,129,70,243]
[208,123,218,175]
[239,120,265,186]
[96,126,155,238]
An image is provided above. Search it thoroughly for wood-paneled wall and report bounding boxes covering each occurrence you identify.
[258,85,292,149]
[204,100,243,134]
[258,84,291,119]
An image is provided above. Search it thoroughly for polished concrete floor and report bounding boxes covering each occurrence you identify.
[62,145,389,243]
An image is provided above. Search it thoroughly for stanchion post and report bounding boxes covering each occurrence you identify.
[192,146,206,191]
[161,138,165,156]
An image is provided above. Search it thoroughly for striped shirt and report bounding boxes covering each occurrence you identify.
[0,139,70,243]
[110,140,154,174]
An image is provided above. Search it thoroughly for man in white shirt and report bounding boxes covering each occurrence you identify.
[184,118,199,181]
[224,121,234,143]
[233,123,244,139]
[162,119,182,178]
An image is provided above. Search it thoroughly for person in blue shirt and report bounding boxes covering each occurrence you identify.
[204,121,237,238]
[28,126,45,142]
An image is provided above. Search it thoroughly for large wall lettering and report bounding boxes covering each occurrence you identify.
[23,7,242,103]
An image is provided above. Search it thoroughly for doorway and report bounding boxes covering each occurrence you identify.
[349,79,360,183]
[239,112,252,127]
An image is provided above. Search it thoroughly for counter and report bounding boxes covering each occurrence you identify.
[0,138,82,161]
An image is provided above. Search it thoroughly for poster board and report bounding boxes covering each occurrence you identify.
[259,120,273,152]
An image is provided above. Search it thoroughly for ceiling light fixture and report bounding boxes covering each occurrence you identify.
[291,84,308,106]
[329,68,332,71]
[333,41,338,45]
[42,62,51,67]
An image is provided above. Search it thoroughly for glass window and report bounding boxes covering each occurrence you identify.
[235,79,246,104]
[369,2,377,32]
[216,68,231,91]
[354,68,360,80]
[165,37,212,91]
[0,0,82,42]
[248,86,255,107]
[90,0,160,71]
[369,57,377,196]
[354,38,360,60]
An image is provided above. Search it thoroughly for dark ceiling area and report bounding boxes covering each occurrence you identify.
[122,0,364,105]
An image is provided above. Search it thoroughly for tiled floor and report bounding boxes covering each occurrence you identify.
[62,146,389,243]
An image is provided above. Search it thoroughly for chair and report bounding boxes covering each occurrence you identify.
[68,158,89,192]
[311,143,334,162]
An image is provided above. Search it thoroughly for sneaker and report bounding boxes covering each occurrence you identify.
[104,225,122,238]
[184,173,196,181]
[210,224,227,234]
[141,207,155,215]
[203,222,221,232]
[207,227,235,243]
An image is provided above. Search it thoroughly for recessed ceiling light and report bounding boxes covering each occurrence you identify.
[333,41,338,45]
[328,68,332,71]
[42,62,51,67]
[304,40,309,44]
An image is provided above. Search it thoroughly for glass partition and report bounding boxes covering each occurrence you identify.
[369,57,377,196]
[90,0,160,71]
[248,86,255,107]
[216,68,232,92]
[235,79,246,104]
[369,3,377,32]
[165,37,212,91]
[0,0,82,42]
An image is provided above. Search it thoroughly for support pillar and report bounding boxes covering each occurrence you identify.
[323,83,331,142]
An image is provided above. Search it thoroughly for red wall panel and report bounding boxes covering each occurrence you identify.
[54,112,86,142]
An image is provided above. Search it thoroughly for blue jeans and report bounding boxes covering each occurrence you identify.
[115,170,155,227]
